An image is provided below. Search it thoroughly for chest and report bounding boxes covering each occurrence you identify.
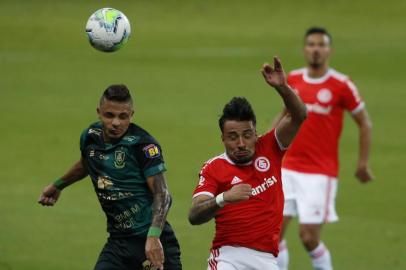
[216,156,281,198]
[84,144,140,176]
[292,81,343,107]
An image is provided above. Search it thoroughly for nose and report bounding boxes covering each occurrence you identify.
[237,136,246,148]
[112,118,120,127]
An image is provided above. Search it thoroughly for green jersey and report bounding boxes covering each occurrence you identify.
[80,122,166,237]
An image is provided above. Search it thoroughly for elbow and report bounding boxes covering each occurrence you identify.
[295,106,308,124]
[188,211,203,225]
[300,107,308,122]
[188,213,198,225]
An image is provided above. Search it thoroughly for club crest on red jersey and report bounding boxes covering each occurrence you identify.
[317,88,333,103]
[254,157,270,172]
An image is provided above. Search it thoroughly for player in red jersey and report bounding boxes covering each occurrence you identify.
[273,27,374,270]
[188,57,307,270]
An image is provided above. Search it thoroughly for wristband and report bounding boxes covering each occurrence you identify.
[147,226,162,237]
[215,192,226,208]
[53,179,65,190]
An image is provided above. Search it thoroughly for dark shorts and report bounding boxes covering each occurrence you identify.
[94,223,182,270]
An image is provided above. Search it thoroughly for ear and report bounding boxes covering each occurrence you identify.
[130,110,134,117]
[97,107,101,118]
[221,133,225,142]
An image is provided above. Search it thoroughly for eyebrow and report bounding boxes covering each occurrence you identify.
[227,129,254,134]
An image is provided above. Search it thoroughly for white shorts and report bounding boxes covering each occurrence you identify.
[207,246,279,270]
[282,169,339,224]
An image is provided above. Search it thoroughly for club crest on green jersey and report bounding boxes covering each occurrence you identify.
[114,149,126,168]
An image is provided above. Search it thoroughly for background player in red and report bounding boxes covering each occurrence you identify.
[188,57,307,270]
[273,27,374,270]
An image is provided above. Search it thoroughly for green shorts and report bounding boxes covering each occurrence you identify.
[94,223,182,270]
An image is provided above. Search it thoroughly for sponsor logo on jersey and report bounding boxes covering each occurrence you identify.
[99,153,109,160]
[305,103,332,115]
[317,88,333,103]
[97,176,114,190]
[254,157,270,172]
[123,136,137,142]
[231,176,243,185]
[97,191,134,201]
[142,260,158,270]
[89,149,95,157]
[143,144,160,158]
[251,176,278,196]
[88,128,102,136]
[114,149,126,168]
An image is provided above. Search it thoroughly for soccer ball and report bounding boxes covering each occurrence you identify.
[85,8,131,52]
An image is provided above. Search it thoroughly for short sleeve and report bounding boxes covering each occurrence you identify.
[192,162,218,199]
[342,79,365,114]
[134,143,167,178]
[79,129,88,156]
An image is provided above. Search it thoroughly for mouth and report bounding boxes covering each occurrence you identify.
[235,151,250,158]
[109,129,122,136]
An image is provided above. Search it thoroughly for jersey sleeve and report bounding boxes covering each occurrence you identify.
[192,162,218,199]
[134,143,167,178]
[341,79,365,114]
[79,129,88,157]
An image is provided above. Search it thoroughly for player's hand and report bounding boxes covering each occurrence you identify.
[38,184,61,206]
[145,236,164,270]
[355,165,374,183]
[224,183,252,203]
[261,56,289,90]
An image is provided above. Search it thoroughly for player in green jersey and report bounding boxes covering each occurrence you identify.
[38,85,181,270]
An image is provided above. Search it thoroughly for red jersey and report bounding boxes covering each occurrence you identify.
[283,68,364,177]
[193,130,286,256]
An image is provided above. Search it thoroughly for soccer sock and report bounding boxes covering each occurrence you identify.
[309,242,333,270]
[276,239,289,270]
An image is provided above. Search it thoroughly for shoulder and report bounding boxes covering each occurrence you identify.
[329,69,356,88]
[127,123,160,145]
[288,67,306,77]
[80,122,103,147]
[200,153,229,173]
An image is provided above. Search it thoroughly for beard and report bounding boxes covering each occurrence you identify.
[232,154,254,165]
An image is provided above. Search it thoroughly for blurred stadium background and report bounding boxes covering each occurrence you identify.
[1,0,405,269]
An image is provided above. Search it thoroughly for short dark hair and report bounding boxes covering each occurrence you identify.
[100,84,133,105]
[219,97,256,132]
[305,27,332,44]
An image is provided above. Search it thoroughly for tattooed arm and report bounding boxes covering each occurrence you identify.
[188,183,252,225]
[145,172,171,270]
[188,195,220,225]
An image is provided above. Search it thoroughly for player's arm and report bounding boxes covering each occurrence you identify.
[188,184,252,225]
[38,156,88,206]
[351,108,374,182]
[261,57,307,148]
[270,107,288,130]
[145,172,172,270]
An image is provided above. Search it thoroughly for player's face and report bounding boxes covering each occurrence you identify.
[303,33,331,68]
[97,100,134,141]
[222,120,257,164]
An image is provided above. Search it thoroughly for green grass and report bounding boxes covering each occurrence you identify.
[1,0,405,269]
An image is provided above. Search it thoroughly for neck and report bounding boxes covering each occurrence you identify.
[307,64,329,78]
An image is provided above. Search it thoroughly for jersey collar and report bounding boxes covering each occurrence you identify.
[223,153,253,166]
[303,68,331,84]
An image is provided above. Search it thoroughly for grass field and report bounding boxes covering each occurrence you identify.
[1,0,405,269]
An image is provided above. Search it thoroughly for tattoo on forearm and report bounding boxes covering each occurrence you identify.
[188,198,220,225]
[151,173,171,230]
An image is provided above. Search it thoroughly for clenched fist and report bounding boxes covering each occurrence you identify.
[224,184,252,203]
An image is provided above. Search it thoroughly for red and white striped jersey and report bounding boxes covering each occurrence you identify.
[283,68,364,177]
[193,130,286,256]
